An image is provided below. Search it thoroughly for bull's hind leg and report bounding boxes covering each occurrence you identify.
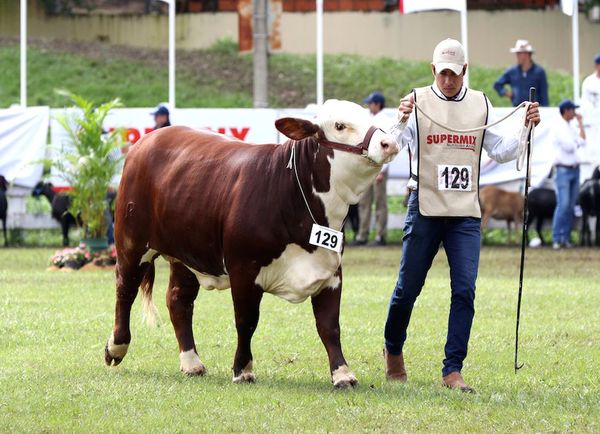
[311,274,357,389]
[166,262,206,376]
[231,278,263,383]
[105,254,152,366]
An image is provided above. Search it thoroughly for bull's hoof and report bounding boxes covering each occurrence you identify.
[179,350,207,376]
[105,333,129,367]
[333,376,358,389]
[105,343,123,366]
[181,364,207,376]
[332,365,358,389]
[232,372,256,384]
[232,361,255,384]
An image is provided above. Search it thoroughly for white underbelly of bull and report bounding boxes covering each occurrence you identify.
[254,244,342,303]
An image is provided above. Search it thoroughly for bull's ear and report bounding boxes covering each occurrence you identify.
[275,117,319,140]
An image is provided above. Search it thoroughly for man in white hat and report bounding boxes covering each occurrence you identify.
[383,38,540,393]
[493,39,549,106]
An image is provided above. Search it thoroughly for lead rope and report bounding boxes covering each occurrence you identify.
[407,100,532,172]
[287,143,348,232]
[287,143,318,225]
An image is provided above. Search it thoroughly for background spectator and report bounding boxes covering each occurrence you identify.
[353,92,389,246]
[152,104,171,129]
[493,39,549,106]
[551,99,586,249]
[581,54,600,111]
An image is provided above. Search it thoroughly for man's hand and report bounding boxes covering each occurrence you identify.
[526,102,541,127]
[504,89,513,99]
[398,93,414,123]
[575,112,586,140]
[375,172,385,184]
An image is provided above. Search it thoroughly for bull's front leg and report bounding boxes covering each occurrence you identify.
[230,278,263,384]
[311,271,357,389]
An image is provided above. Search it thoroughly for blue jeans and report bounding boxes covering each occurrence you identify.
[552,166,579,244]
[384,191,481,377]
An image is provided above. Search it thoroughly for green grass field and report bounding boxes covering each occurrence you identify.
[1,246,598,432]
[0,37,573,108]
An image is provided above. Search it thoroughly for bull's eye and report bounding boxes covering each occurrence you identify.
[335,122,346,131]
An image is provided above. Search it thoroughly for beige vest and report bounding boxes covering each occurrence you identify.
[415,86,488,218]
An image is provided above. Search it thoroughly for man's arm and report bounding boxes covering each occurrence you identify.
[575,113,586,142]
[580,76,593,110]
[394,93,417,150]
[483,99,541,163]
[493,69,512,99]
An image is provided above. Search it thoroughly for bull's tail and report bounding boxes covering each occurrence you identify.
[140,261,160,327]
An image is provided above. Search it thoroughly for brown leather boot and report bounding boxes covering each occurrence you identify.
[383,349,407,382]
[442,371,475,393]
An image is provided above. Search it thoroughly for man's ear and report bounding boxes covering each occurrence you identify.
[430,64,436,77]
[275,118,320,140]
[462,64,468,76]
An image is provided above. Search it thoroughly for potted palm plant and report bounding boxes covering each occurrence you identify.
[47,91,124,252]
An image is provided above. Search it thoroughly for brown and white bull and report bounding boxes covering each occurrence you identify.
[104,100,399,388]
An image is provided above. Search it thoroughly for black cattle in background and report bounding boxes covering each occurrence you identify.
[0,175,8,246]
[579,167,600,247]
[31,182,77,246]
[32,182,117,247]
[345,204,360,240]
[526,187,556,246]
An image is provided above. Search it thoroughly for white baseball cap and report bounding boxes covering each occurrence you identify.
[432,39,466,75]
[510,39,535,53]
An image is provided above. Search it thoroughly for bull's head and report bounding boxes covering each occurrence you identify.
[276,99,398,167]
[275,100,400,227]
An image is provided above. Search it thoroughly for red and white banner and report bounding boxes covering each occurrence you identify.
[399,0,466,14]
[0,105,595,191]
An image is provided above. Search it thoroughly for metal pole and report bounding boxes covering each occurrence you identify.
[572,6,580,102]
[253,0,269,108]
[168,0,175,108]
[159,0,175,108]
[20,0,27,107]
[460,0,469,88]
[316,0,323,105]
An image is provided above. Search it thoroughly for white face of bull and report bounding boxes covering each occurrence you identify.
[316,99,398,166]
[276,99,399,231]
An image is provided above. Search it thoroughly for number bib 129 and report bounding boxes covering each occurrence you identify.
[309,224,343,253]
[437,164,472,191]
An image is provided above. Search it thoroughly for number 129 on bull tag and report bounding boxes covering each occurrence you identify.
[309,224,343,253]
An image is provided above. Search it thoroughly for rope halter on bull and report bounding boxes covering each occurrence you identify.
[406,91,537,373]
[286,126,383,232]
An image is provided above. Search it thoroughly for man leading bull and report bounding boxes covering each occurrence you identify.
[384,38,541,392]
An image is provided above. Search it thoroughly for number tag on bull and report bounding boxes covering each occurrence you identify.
[437,165,472,191]
[309,224,343,253]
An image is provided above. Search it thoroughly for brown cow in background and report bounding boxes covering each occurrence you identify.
[104,100,399,388]
[480,185,524,243]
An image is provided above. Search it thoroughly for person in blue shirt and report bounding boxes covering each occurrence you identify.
[493,39,549,107]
